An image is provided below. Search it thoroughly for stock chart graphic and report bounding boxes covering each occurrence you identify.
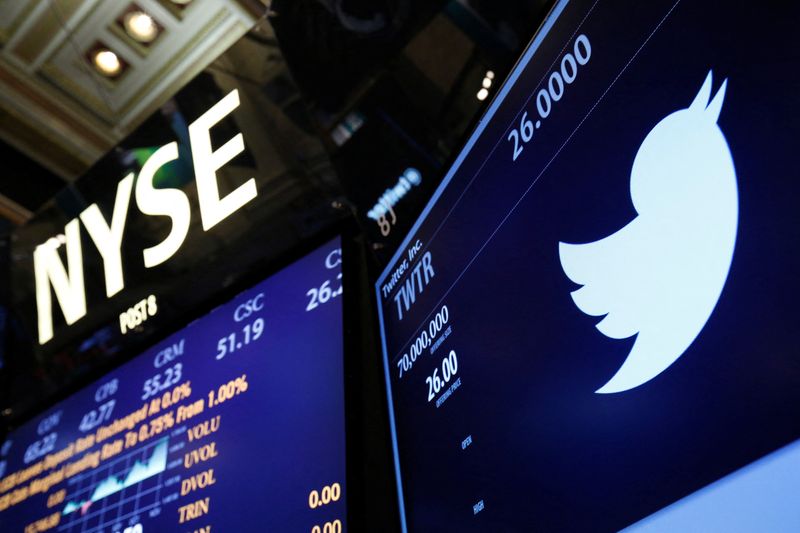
[59,438,168,532]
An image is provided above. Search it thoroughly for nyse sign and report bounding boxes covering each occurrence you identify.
[34,89,257,345]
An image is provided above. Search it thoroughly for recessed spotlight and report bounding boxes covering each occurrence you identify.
[482,77,492,89]
[123,11,159,43]
[93,49,122,77]
[477,88,489,101]
[486,70,495,80]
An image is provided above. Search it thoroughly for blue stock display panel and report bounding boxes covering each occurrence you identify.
[375,1,800,531]
[0,239,346,533]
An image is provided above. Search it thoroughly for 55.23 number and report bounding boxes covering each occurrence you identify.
[141,363,182,400]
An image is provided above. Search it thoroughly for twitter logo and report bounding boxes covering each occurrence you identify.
[559,71,738,394]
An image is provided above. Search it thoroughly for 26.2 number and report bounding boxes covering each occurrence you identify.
[306,275,343,311]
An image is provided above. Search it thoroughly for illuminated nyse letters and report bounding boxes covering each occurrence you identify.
[134,142,190,268]
[80,174,134,297]
[189,89,257,231]
[34,219,85,345]
[34,89,257,344]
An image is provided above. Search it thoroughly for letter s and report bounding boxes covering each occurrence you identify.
[135,142,191,268]
[233,303,249,322]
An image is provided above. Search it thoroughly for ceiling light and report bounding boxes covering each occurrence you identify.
[123,11,159,43]
[482,77,492,89]
[486,70,495,80]
[477,88,489,101]
[93,49,122,77]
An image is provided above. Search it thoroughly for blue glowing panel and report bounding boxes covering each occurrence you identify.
[375,0,800,530]
[0,239,345,532]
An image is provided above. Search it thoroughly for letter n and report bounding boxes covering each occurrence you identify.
[34,218,86,344]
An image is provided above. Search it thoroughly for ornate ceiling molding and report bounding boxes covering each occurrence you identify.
[0,0,261,182]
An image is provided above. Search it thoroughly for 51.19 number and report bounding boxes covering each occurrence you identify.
[216,317,264,360]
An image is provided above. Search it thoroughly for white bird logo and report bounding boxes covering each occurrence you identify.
[559,71,738,394]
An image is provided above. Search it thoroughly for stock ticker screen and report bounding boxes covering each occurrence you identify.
[0,239,346,533]
[376,0,800,531]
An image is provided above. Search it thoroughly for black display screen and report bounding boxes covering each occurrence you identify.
[375,1,800,530]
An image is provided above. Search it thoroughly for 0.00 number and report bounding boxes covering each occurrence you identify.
[311,520,342,533]
[308,483,341,509]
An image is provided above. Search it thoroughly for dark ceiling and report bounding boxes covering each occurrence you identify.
[0,0,553,225]
[0,143,64,214]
